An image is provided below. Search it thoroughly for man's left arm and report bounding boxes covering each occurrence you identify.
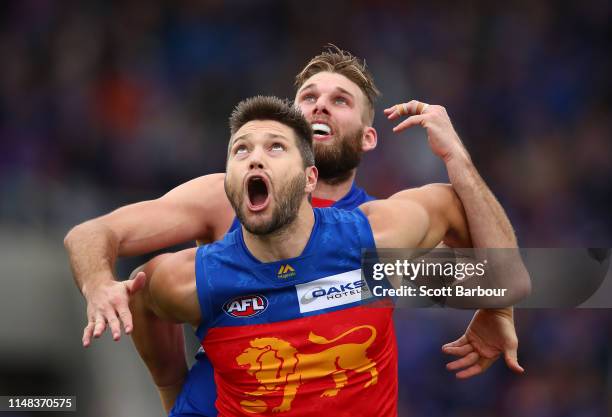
[385,101,530,378]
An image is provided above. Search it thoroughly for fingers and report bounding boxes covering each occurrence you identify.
[82,321,95,347]
[392,115,427,133]
[442,334,469,349]
[92,313,107,339]
[504,350,525,374]
[455,361,485,379]
[118,271,146,335]
[127,271,147,295]
[442,343,474,357]
[107,311,121,341]
[384,100,430,119]
[456,365,482,379]
[446,351,479,371]
[117,305,133,335]
[452,356,494,380]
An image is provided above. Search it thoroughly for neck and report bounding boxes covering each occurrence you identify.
[312,169,356,201]
[242,201,315,263]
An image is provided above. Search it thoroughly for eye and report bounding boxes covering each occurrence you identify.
[234,145,248,155]
[302,94,316,103]
[270,143,285,152]
[334,96,348,105]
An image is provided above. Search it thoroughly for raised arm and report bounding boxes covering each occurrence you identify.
[64,172,232,345]
[382,100,530,378]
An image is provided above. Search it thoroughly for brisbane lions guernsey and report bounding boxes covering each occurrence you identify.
[170,184,376,417]
[194,207,396,417]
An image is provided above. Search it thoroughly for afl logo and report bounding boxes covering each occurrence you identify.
[223,295,269,318]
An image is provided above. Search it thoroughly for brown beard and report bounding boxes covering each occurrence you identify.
[314,125,363,184]
[225,171,307,236]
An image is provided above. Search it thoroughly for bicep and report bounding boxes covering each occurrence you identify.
[389,184,471,248]
[148,248,201,327]
[363,200,430,248]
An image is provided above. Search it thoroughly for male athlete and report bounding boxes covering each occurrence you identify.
[65,47,524,416]
[124,96,529,417]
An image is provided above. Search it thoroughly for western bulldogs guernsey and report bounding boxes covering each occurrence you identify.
[194,207,396,417]
[170,184,376,417]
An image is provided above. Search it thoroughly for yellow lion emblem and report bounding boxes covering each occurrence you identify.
[235,325,378,413]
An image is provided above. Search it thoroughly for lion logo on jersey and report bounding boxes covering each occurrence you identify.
[235,325,378,413]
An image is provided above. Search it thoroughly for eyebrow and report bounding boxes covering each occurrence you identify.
[230,132,289,147]
[299,84,355,100]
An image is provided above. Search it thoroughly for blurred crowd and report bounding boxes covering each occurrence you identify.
[0,1,610,416]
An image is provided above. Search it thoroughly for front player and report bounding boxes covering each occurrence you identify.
[65,47,524,416]
[126,96,528,416]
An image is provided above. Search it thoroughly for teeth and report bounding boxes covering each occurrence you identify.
[312,123,331,135]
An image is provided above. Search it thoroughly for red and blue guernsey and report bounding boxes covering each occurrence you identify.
[194,206,396,417]
[170,183,376,417]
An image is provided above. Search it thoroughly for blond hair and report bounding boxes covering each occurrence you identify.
[295,45,381,124]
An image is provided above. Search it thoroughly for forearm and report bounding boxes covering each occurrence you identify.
[445,157,529,303]
[445,157,517,249]
[64,221,119,295]
[158,382,187,415]
[130,288,188,414]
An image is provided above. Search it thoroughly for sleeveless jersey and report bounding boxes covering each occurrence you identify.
[195,208,396,417]
[170,184,377,417]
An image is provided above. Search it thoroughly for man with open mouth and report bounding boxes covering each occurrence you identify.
[121,96,528,417]
[65,47,524,416]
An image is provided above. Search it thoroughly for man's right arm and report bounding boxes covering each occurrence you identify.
[64,173,233,345]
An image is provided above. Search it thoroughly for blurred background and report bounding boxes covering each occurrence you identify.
[0,0,610,416]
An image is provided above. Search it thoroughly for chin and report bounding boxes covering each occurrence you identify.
[241,211,273,235]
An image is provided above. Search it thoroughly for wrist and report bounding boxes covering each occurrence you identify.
[480,307,514,320]
[81,272,115,298]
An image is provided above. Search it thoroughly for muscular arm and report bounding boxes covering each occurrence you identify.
[64,173,232,345]
[377,101,529,378]
[129,249,201,414]
[363,179,528,306]
[360,183,470,250]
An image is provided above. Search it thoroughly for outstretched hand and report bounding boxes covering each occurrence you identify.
[442,308,524,379]
[384,100,470,164]
[81,271,147,347]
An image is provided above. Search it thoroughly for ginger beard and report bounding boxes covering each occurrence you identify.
[225,171,307,235]
[313,123,363,184]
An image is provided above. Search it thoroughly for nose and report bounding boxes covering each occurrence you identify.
[249,160,264,170]
[248,147,265,170]
[313,96,330,116]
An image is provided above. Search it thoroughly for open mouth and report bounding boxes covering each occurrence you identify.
[246,175,270,212]
[312,122,333,141]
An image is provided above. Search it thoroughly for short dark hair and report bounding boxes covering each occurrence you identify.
[295,45,381,124]
[229,96,314,167]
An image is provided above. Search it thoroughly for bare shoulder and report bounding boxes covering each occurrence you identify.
[149,248,201,326]
[389,183,457,208]
[359,199,430,248]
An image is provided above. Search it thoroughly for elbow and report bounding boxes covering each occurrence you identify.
[501,269,532,306]
[515,269,532,301]
[64,223,85,250]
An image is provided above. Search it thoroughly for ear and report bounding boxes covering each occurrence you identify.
[305,166,318,193]
[361,126,377,152]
